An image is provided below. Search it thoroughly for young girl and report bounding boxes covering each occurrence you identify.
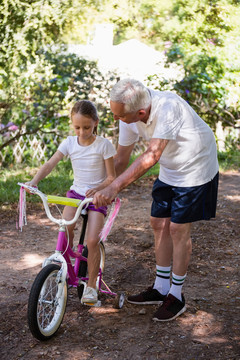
[27,100,116,304]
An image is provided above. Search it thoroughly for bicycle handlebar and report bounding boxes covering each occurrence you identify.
[17,182,93,227]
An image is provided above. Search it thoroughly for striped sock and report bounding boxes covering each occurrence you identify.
[169,272,187,301]
[153,265,171,295]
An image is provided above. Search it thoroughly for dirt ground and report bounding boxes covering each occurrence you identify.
[0,171,239,360]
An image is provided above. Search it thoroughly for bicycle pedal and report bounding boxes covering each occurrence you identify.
[82,300,101,307]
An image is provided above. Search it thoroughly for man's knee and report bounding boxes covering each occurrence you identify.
[150,216,170,231]
[169,222,191,240]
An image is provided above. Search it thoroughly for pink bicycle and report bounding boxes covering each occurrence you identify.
[17,183,125,341]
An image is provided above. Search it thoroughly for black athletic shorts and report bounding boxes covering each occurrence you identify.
[151,172,219,223]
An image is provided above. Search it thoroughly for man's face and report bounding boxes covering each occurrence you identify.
[110,101,140,124]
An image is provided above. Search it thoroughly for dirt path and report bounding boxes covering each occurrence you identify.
[0,171,239,359]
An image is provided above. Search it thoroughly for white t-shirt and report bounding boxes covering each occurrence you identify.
[58,135,116,195]
[119,89,219,187]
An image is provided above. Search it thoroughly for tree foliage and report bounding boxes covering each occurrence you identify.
[0,0,71,127]
[0,46,115,157]
[63,0,240,130]
[0,0,239,165]
[0,0,116,163]
[146,0,240,131]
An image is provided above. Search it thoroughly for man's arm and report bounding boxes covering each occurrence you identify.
[114,143,135,176]
[93,138,168,207]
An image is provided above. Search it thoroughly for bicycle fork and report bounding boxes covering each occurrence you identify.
[42,228,70,299]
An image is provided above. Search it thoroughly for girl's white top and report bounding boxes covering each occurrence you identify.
[118,89,219,187]
[58,135,116,196]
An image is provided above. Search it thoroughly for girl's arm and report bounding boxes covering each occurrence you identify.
[85,157,116,197]
[28,150,64,186]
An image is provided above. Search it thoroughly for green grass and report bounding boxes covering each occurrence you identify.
[1,150,239,205]
[0,161,73,205]
[217,150,240,172]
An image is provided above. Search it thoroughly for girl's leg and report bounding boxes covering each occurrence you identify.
[85,210,105,289]
[62,206,77,248]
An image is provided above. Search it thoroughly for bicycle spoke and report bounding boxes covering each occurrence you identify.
[37,274,59,329]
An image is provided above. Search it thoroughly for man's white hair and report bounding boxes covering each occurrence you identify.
[110,78,151,113]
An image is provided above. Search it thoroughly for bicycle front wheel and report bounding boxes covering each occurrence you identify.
[28,264,68,341]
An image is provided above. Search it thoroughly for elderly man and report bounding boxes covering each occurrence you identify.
[93,78,219,321]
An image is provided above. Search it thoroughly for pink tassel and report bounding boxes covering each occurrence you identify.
[100,198,121,242]
[17,186,27,231]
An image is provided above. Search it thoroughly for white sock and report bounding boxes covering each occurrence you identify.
[153,265,171,295]
[169,272,186,301]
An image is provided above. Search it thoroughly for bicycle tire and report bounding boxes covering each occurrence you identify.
[28,263,68,341]
[77,242,105,299]
[99,242,105,274]
[114,292,125,309]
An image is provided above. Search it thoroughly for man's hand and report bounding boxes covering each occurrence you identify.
[92,184,118,208]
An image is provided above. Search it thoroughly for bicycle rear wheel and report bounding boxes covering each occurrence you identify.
[28,264,68,341]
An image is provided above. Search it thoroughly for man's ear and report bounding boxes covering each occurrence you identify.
[138,109,146,117]
[138,109,148,120]
[138,106,150,122]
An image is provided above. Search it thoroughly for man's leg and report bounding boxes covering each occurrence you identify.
[151,219,192,298]
[151,217,172,295]
[169,222,192,299]
[152,222,191,321]
[127,217,172,305]
[151,217,172,266]
[170,222,192,275]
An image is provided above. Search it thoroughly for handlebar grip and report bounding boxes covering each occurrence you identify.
[47,195,82,207]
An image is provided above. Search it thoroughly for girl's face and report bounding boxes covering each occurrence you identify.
[72,113,98,145]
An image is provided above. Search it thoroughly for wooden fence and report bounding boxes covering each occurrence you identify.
[0,132,63,165]
[1,121,239,165]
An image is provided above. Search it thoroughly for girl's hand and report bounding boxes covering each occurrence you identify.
[24,181,38,194]
[85,188,97,197]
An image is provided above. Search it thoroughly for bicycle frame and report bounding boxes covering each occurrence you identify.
[18,182,116,297]
[17,183,124,341]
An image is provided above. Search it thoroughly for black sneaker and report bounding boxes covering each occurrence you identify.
[127,286,166,305]
[152,293,186,322]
